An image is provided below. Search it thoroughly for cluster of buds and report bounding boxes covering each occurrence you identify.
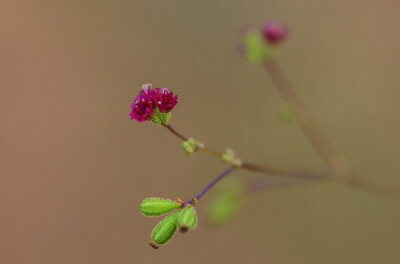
[141,198,197,249]
[130,84,178,125]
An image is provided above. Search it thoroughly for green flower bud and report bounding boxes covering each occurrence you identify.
[140,198,181,217]
[150,212,179,248]
[182,138,196,155]
[222,148,242,167]
[177,205,197,233]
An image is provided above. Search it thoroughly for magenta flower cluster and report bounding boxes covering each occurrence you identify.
[130,84,178,122]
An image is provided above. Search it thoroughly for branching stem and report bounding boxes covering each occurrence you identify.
[161,60,399,198]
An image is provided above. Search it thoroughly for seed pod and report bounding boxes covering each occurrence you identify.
[140,198,181,217]
[177,205,197,233]
[150,212,179,247]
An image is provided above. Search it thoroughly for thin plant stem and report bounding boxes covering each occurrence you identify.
[264,59,346,177]
[163,124,223,158]
[163,123,325,181]
[164,124,188,141]
[199,148,222,159]
[263,59,400,197]
[183,166,236,207]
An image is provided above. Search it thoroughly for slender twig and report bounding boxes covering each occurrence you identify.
[264,59,346,177]
[183,166,236,207]
[199,148,222,159]
[164,124,188,141]
[246,177,318,194]
[241,162,328,180]
[341,174,400,197]
[165,123,396,195]
[163,124,223,158]
[162,108,399,197]
[263,59,400,197]
[163,123,327,181]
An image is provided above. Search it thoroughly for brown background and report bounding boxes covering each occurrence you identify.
[1,1,400,263]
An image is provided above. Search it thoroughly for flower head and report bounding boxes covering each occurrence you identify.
[261,22,288,44]
[130,84,178,124]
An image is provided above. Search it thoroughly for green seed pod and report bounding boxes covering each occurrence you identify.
[151,212,179,248]
[177,205,197,233]
[140,198,181,217]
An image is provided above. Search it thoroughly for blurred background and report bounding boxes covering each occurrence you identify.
[1,1,400,263]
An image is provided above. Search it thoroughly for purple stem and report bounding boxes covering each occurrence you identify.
[183,166,236,207]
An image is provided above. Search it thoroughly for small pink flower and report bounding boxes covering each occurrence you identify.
[262,22,288,44]
[155,88,178,113]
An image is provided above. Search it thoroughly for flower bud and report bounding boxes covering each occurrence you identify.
[182,138,197,155]
[222,148,242,167]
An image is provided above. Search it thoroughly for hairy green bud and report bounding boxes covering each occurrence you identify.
[177,205,197,233]
[182,138,196,155]
[150,212,179,248]
[222,148,242,167]
[140,198,181,217]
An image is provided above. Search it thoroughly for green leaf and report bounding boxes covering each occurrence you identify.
[206,177,245,226]
[140,198,181,217]
[177,205,197,233]
[151,212,179,247]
